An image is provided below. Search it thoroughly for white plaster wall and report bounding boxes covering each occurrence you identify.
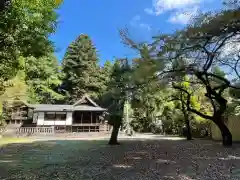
[36,112,44,126]
[36,111,72,126]
[66,112,73,125]
[33,112,38,123]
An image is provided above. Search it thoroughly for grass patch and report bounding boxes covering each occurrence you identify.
[0,137,33,146]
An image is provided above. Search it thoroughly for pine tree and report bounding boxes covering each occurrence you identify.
[107,58,132,145]
[61,34,101,103]
[101,60,113,91]
[97,60,113,105]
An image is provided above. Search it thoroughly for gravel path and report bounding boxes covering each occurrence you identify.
[1,136,240,180]
[27,133,185,141]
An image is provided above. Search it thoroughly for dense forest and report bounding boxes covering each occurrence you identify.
[0,0,240,146]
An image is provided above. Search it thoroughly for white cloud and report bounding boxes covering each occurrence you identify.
[130,15,152,31]
[144,0,211,25]
[146,0,201,15]
[168,6,199,24]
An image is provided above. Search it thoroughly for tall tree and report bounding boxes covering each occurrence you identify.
[121,2,240,146]
[104,59,132,145]
[167,9,239,146]
[162,8,239,146]
[0,0,62,83]
[97,60,113,104]
[172,76,193,140]
[61,34,101,103]
[171,75,210,139]
[0,0,62,125]
[128,47,167,133]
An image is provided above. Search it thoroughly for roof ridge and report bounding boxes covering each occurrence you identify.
[73,94,99,107]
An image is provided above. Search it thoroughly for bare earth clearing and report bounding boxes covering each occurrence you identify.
[1,135,240,180]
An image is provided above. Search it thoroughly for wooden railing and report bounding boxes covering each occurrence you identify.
[15,124,111,136]
[99,123,110,132]
[72,123,101,126]
[16,127,55,136]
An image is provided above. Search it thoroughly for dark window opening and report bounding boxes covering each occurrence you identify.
[44,112,67,121]
[73,111,101,124]
[56,113,67,120]
[44,113,56,120]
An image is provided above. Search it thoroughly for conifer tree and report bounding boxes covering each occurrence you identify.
[61,34,101,103]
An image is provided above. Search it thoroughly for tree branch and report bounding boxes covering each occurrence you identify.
[173,84,213,120]
[204,33,237,71]
[218,55,240,79]
[188,108,212,120]
[213,32,236,54]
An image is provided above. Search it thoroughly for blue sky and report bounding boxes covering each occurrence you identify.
[50,0,223,65]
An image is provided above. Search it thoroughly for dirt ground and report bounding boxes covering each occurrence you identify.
[1,136,240,180]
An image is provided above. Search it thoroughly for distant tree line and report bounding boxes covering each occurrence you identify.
[1,0,240,146]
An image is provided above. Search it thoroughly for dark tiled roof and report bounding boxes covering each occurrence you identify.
[31,104,72,111]
[31,104,106,112]
[73,105,106,111]
[29,94,107,112]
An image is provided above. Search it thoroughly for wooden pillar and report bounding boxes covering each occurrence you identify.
[81,112,83,124]
[95,114,98,132]
[91,112,92,124]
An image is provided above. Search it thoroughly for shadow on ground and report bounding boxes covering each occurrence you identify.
[1,138,240,180]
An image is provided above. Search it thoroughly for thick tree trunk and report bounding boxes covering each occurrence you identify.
[213,116,232,147]
[108,124,121,145]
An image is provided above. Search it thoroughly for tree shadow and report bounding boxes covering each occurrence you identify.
[1,138,240,179]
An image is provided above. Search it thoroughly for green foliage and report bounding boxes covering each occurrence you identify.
[97,61,113,101]
[130,55,169,132]
[0,0,238,145]
[1,0,61,56]
[0,56,29,124]
[61,34,101,103]
[0,56,28,102]
[25,55,63,104]
[0,0,62,83]
[121,1,240,144]
[0,0,62,125]
[102,59,132,126]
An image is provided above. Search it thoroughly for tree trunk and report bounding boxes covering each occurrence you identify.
[185,118,192,140]
[182,104,192,140]
[108,124,121,145]
[213,116,232,147]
